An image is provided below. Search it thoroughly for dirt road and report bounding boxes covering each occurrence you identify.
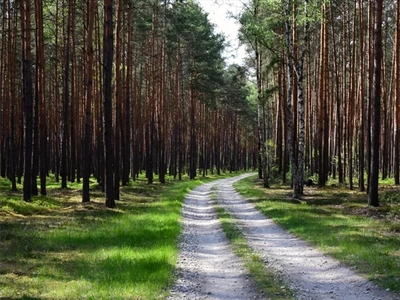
[168,174,398,300]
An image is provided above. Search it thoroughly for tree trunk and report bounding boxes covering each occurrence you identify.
[61,0,74,189]
[296,55,305,196]
[36,0,47,196]
[189,76,197,180]
[368,0,382,207]
[21,0,33,202]
[284,0,298,198]
[82,0,96,203]
[394,0,400,185]
[358,0,366,191]
[103,0,115,208]
[114,0,122,200]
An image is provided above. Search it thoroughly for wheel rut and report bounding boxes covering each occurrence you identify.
[168,174,399,300]
[168,178,262,299]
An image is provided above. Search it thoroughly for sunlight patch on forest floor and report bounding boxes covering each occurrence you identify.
[234,176,400,292]
[0,173,241,299]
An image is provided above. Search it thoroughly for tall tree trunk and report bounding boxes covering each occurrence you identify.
[122,0,133,186]
[284,0,298,198]
[318,2,329,187]
[21,0,33,202]
[366,0,374,192]
[35,0,47,196]
[358,0,366,191]
[394,0,400,185]
[62,0,74,189]
[32,73,39,196]
[296,54,305,196]
[255,34,268,187]
[329,5,343,184]
[53,0,60,183]
[82,0,96,203]
[114,0,122,200]
[368,0,382,207]
[103,0,115,208]
[189,76,197,180]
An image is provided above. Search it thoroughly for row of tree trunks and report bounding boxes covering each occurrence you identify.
[240,0,388,206]
[0,1,257,205]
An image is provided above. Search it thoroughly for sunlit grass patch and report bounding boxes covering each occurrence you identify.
[0,171,243,299]
[234,176,400,292]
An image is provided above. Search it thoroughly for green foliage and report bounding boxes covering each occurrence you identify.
[238,0,325,60]
[168,1,225,106]
[0,173,244,299]
[0,176,12,190]
[380,191,400,204]
[222,65,249,110]
[238,0,285,55]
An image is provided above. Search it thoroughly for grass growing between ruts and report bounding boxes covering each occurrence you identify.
[0,173,240,300]
[234,176,400,292]
[211,190,294,300]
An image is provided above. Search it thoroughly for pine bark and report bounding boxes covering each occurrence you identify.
[103,0,115,208]
[368,0,382,207]
[21,0,33,202]
[394,0,400,185]
[284,0,299,198]
[82,0,96,203]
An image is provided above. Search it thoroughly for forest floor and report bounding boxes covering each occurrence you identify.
[168,174,400,300]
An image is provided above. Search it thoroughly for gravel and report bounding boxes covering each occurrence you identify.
[168,174,399,300]
[167,181,262,299]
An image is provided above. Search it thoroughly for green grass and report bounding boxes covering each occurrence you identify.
[211,191,294,299]
[234,176,400,292]
[0,172,242,300]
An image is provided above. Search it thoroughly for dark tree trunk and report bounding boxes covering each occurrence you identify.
[103,0,115,208]
[394,0,400,185]
[62,0,74,189]
[37,0,47,196]
[21,0,33,202]
[32,75,39,196]
[368,0,382,207]
[189,79,197,180]
[82,0,95,203]
[122,2,132,186]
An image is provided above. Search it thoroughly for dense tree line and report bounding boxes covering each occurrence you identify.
[239,0,393,205]
[0,0,257,206]
[7,0,395,208]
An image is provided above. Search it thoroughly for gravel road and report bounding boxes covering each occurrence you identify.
[167,179,262,299]
[168,174,399,300]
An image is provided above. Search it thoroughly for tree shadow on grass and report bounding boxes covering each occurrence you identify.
[0,209,179,298]
[0,297,43,300]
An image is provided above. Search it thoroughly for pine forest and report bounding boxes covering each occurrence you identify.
[0,0,398,207]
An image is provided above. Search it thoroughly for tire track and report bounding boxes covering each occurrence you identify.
[215,175,399,300]
[168,178,262,300]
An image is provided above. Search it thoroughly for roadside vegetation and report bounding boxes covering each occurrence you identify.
[0,173,239,299]
[234,175,400,292]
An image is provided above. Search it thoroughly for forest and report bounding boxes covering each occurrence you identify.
[0,0,397,207]
[0,0,257,208]
[240,0,391,206]
[2,0,400,299]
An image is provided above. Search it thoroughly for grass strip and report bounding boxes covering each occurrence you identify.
[234,175,400,293]
[211,190,294,300]
[0,173,242,300]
